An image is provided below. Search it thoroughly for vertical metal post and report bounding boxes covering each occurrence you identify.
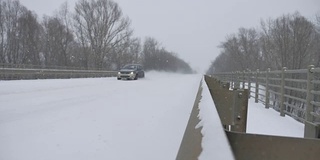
[306,65,315,122]
[247,70,251,99]
[234,71,240,89]
[231,72,234,89]
[238,71,241,89]
[265,68,270,109]
[242,70,245,89]
[227,73,230,83]
[219,73,223,82]
[255,69,259,103]
[280,67,287,117]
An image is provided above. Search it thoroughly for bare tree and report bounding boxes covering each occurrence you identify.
[314,14,320,67]
[260,18,281,69]
[0,0,6,63]
[260,12,315,70]
[57,1,74,66]
[220,34,245,70]
[210,12,317,73]
[143,37,159,70]
[208,51,235,73]
[4,0,23,64]
[41,2,74,67]
[142,37,192,73]
[290,13,315,69]
[42,16,73,66]
[237,28,262,69]
[17,9,42,65]
[73,0,132,69]
[106,36,142,70]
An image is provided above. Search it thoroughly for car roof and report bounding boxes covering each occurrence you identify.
[124,64,142,67]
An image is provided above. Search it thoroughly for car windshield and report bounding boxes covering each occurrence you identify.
[123,65,137,69]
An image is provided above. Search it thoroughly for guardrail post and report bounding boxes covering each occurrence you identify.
[255,69,259,103]
[265,68,270,109]
[306,65,315,122]
[280,67,287,117]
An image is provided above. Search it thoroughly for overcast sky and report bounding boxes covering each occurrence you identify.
[20,0,320,73]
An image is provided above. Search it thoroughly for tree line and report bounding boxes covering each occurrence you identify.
[207,12,320,74]
[0,0,193,73]
[207,12,320,120]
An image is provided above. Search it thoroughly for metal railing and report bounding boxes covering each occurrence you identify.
[211,65,320,138]
[0,63,102,70]
[0,65,117,80]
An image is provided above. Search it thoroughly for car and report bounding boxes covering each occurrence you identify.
[117,64,145,80]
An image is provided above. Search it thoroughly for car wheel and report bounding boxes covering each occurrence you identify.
[117,78,121,80]
[134,74,138,80]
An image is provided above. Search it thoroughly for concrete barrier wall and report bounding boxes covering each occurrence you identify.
[176,81,203,160]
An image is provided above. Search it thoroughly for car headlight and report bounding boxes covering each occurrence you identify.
[130,72,134,74]
[118,72,121,74]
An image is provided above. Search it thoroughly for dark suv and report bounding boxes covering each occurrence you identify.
[117,64,145,80]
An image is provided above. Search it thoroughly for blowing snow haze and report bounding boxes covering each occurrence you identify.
[20,0,319,73]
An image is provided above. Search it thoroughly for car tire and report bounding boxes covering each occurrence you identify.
[117,78,121,80]
[134,74,138,80]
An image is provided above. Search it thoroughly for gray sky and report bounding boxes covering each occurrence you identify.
[20,0,320,73]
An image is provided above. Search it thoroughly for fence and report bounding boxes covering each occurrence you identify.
[0,64,117,80]
[211,65,320,137]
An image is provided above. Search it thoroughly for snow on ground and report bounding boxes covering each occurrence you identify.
[0,71,201,160]
[0,72,305,160]
[246,99,305,138]
[245,83,304,137]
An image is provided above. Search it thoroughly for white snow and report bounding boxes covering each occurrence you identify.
[246,99,304,138]
[196,79,235,160]
[0,72,305,160]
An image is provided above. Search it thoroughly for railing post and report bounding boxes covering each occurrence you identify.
[306,65,315,122]
[265,68,270,109]
[226,72,232,83]
[280,67,287,117]
[231,72,235,89]
[247,69,251,99]
[242,70,245,89]
[235,71,240,89]
[255,69,259,103]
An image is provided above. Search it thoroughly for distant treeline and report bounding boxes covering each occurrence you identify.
[0,0,194,73]
[207,12,320,74]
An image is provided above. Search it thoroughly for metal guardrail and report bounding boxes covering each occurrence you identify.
[205,76,248,132]
[0,63,99,70]
[177,75,320,160]
[0,67,117,80]
[211,65,320,138]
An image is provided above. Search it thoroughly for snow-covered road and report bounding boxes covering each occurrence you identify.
[0,72,304,160]
[0,72,201,160]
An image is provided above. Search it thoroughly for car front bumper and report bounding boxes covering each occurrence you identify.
[117,73,136,80]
